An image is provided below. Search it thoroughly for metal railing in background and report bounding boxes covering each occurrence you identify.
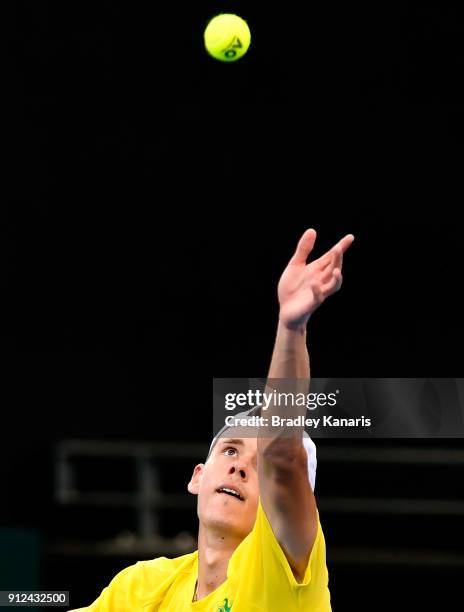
[54,440,208,544]
[317,445,464,465]
[53,440,464,566]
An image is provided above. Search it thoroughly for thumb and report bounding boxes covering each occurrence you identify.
[289,228,317,265]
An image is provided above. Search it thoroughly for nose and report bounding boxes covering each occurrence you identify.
[228,464,247,480]
[228,454,253,480]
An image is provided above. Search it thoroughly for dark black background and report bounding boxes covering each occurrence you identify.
[3,1,464,610]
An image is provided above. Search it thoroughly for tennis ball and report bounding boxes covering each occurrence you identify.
[204,13,251,62]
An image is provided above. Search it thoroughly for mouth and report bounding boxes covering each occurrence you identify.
[216,486,245,501]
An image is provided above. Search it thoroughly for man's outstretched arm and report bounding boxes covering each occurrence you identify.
[257,228,354,581]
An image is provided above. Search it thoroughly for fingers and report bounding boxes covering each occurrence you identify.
[321,268,343,295]
[319,233,355,273]
[333,268,343,292]
[335,233,355,254]
[290,230,354,270]
[309,268,342,308]
[289,228,317,265]
[319,245,342,278]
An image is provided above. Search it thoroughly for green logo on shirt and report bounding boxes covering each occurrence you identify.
[217,598,232,612]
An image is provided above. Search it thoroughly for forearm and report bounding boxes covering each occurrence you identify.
[258,317,316,572]
[258,319,310,462]
[267,319,310,380]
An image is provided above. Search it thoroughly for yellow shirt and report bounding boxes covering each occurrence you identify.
[71,502,331,611]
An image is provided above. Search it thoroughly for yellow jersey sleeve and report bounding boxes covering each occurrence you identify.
[69,554,196,611]
[69,563,139,611]
[225,500,331,611]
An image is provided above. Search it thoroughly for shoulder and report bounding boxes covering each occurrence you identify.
[135,552,197,582]
[232,502,327,587]
[113,551,198,589]
[72,552,198,610]
[224,505,330,607]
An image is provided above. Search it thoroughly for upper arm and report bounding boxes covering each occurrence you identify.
[258,439,318,581]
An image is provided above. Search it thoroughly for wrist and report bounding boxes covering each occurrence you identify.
[267,318,310,379]
[277,317,308,343]
[278,315,310,335]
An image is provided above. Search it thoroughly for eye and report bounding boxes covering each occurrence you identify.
[224,447,237,456]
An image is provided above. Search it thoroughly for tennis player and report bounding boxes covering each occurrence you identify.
[71,228,354,611]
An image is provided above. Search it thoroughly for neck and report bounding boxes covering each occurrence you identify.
[196,523,242,601]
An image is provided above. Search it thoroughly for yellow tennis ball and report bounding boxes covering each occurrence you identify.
[204,13,251,62]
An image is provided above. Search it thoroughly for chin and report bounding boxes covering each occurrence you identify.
[203,510,253,539]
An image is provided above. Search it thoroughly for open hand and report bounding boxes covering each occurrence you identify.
[278,229,355,329]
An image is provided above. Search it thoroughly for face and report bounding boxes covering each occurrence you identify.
[188,437,259,540]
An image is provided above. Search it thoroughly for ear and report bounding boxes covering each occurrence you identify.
[187,463,205,495]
